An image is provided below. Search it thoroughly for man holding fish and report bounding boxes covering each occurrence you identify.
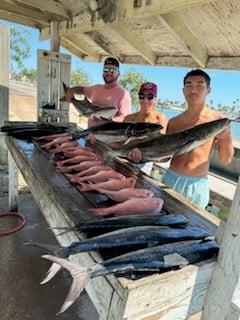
[65,57,131,127]
[128,69,234,209]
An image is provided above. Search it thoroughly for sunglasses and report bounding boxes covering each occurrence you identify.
[138,93,155,100]
[103,67,118,74]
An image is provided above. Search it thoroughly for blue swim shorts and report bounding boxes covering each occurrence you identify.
[162,168,209,209]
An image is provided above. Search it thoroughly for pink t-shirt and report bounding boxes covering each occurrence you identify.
[83,84,131,121]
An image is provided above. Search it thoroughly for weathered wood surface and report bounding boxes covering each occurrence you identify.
[201,176,240,320]
[6,135,220,320]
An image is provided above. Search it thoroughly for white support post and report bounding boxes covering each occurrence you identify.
[201,175,240,320]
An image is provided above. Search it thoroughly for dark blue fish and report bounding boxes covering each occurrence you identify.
[52,213,189,235]
[42,239,219,314]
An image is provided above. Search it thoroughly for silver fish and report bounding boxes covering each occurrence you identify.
[76,121,163,143]
[62,82,116,119]
[95,117,232,163]
[42,239,219,314]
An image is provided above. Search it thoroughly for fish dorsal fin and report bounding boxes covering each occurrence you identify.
[163,253,189,268]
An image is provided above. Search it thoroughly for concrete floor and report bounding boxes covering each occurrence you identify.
[0,192,99,320]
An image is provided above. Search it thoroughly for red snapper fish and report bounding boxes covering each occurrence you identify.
[79,176,137,192]
[73,170,125,183]
[93,186,154,202]
[89,197,164,216]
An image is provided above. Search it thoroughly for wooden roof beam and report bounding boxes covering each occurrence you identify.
[61,36,100,62]
[111,23,156,65]
[12,0,69,19]
[117,0,215,18]
[40,0,215,40]
[0,2,50,25]
[159,12,208,67]
[0,11,45,29]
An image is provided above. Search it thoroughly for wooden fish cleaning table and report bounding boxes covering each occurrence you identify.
[6,135,220,320]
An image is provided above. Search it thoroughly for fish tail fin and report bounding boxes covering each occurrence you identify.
[42,255,91,314]
[93,139,116,165]
[78,182,93,191]
[40,262,62,284]
[24,242,68,257]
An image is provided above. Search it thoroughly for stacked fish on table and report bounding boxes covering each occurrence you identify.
[34,131,165,216]
[1,123,223,314]
[23,131,220,314]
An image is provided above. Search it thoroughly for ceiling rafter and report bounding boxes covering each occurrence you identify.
[117,0,215,18]
[13,0,69,18]
[159,12,208,67]
[61,36,100,61]
[111,23,156,65]
[0,3,50,25]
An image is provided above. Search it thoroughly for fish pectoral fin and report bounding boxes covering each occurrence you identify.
[163,253,189,268]
[148,241,160,247]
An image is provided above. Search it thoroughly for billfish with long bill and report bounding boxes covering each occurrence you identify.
[62,82,116,119]
[94,117,233,163]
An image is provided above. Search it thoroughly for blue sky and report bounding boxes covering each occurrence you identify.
[2,20,240,107]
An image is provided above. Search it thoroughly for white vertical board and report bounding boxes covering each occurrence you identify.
[0,24,10,163]
[201,176,240,320]
[37,49,71,121]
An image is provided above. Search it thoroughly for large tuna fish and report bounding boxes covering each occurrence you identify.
[41,239,219,314]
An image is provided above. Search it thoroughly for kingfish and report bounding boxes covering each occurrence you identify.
[41,239,219,314]
[95,117,232,163]
[0,123,69,139]
[26,225,210,287]
[52,213,189,235]
[62,82,116,120]
[75,121,163,143]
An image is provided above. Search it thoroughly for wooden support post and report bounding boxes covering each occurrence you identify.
[201,176,240,320]
[0,24,10,164]
[8,151,19,211]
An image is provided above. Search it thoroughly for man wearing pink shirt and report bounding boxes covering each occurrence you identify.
[65,57,131,127]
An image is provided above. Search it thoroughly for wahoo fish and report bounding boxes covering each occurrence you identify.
[42,239,219,314]
[95,117,232,163]
[62,82,116,119]
[76,121,163,143]
[52,213,189,235]
[26,225,210,276]
[0,123,69,139]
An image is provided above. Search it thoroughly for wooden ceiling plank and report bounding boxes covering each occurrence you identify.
[13,0,69,18]
[0,2,50,24]
[159,12,208,67]
[0,11,48,28]
[40,0,214,40]
[61,37,100,62]
[111,23,156,65]
[86,30,119,60]
[117,0,214,18]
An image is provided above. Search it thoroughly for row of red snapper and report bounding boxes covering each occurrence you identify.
[34,132,164,216]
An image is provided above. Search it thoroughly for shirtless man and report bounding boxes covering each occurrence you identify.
[129,69,234,208]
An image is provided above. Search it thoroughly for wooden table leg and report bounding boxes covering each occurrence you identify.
[8,151,19,211]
